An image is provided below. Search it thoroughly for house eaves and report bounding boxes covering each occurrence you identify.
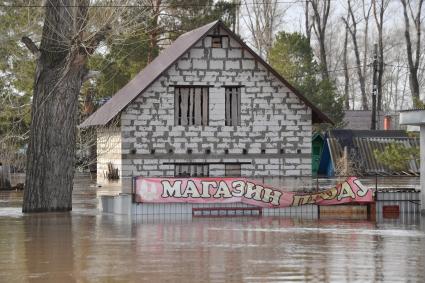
[80,20,332,128]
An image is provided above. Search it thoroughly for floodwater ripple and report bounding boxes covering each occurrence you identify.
[0,174,424,282]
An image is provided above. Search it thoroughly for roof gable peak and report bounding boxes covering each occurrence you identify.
[80,20,332,127]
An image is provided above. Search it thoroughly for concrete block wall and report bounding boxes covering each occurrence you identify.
[119,26,312,180]
[96,127,122,185]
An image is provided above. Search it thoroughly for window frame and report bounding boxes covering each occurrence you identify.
[224,86,241,126]
[174,86,209,126]
[174,164,209,177]
[225,164,242,177]
[211,36,223,48]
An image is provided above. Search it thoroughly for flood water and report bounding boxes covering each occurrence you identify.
[1,175,424,282]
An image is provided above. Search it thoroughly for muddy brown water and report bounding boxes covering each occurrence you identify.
[0,174,424,282]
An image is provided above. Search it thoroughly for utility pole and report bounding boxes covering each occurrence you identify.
[371,43,378,130]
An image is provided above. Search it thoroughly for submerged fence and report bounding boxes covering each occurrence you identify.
[243,175,420,193]
[129,175,421,216]
[250,175,421,215]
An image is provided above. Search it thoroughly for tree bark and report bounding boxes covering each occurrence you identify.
[342,13,350,110]
[361,0,372,96]
[343,0,368,110]
[373,0,389,111]
[400,0,423,106]
[22,0,107,212]
[305,1,312,46]
[310,0,331,80]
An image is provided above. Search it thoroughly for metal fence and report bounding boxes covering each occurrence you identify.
[246,175,420,193]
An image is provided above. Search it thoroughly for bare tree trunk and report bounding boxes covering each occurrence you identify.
[305,1,312,46]
[343,0,368,110]
[400,71,409,109]
[310,0,331,80]
[373,0,389,111]
[400,0,423,106]
[394,66,401,110]
[22,1,109,212]
[343,12,350,110]
[361,0,372,93]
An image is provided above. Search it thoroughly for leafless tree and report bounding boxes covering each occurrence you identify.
[241,0,286,60]
[342,0,369,110]
[400,0,424,106]
[342,11,350,110]
[373,0,390,111]
[304,1,312,46]
[310,0,331,80]
[361,0,372,95]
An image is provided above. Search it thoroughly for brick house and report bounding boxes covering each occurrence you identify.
[80,21,331,192]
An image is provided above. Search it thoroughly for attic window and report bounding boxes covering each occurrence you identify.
[211,36,222,48]
[225,87,241,126]
[175,87,209,126]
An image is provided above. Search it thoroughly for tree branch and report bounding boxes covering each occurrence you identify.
[21,36,41,59]
[84,24,112,55]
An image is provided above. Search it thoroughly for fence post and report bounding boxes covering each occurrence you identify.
[375,174,378,193]
[373,174,378,204]
[131,173,135,203]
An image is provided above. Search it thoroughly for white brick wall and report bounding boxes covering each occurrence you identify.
[114,26,313,179]
[96,127,122,185]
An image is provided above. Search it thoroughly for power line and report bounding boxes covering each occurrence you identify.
[0,0,326,9]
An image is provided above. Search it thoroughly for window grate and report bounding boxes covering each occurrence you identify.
[174,164,209,177]
[225,87,241,126]
[174,87,209,126]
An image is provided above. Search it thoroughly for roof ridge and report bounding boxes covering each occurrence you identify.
[80,20,332,127]
[179,20,220,38]
[79,21,219,128]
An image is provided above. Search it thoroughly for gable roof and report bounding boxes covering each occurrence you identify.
[80,21,332,128]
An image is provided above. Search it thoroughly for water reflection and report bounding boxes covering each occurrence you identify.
[24,213,75,283]
[0,175,424,282]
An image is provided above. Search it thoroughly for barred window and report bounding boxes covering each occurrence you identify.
[174,164,209,177]
[225,87,241,126]
[174,87,209,126]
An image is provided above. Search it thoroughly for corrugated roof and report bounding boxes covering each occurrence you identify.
[327,137,343,170]
[353,137,419,175]
[80,21,332,127]
[328,129,408,148]
[325,130,419,176]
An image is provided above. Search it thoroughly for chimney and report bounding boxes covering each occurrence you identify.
[384,115,392,130]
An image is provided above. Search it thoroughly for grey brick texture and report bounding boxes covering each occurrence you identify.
[98,26,312,181]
